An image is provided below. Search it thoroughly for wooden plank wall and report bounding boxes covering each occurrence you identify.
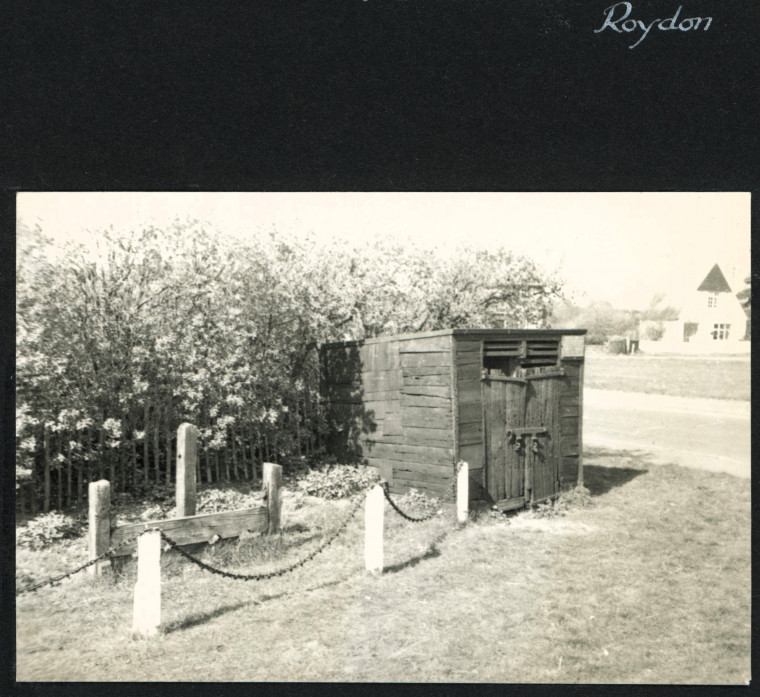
[324,333,583,500]
[453,339,484,499]
[558,359,583,488]
[323,336,456,498]
[376,335,455,496]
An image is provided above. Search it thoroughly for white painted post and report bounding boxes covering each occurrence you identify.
[88,480,111,576]
[132,529,162,638]
[176,423,197,518]
[263,462,283,534]
[364,484,384,574]
[456,461,469,524]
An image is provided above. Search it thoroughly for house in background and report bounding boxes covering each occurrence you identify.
[640,264,750,354]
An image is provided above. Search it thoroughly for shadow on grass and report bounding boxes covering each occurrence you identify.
[583,446,649,497]
[162,576,352,634]
[162,601,250,633]
[258,577,346,603]
[383,528,451,574]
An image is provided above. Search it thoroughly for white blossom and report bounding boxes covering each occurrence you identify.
[102,418,122,439]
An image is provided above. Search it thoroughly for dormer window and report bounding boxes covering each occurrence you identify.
[707,293,718,308]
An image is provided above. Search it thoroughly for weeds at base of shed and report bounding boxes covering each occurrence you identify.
[530,485,593,519]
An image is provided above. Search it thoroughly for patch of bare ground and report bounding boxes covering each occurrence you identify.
[16,450,750,683]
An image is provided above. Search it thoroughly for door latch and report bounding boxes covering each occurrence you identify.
[506,427,547,454]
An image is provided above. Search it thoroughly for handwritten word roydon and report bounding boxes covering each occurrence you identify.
[595,3,712,49]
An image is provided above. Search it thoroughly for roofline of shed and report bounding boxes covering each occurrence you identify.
[320,327,587,349]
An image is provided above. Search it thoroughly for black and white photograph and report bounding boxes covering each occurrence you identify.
[13,192,751,683]
[5,0,757,690]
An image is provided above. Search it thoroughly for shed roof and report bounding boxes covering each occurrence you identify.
[322,327,587,349]
[697,264,732,293]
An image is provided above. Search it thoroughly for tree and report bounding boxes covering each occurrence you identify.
[550,300,638,344]
[16,221,564,509]
[737,276,751,311]
[317,238,562,338]
[641,293,680,322]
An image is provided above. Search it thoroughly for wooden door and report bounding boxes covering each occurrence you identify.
[523,372,563,504]
[483,369,565,508]
[483,376,526,505]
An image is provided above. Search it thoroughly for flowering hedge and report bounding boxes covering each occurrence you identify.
[16,220,561,510]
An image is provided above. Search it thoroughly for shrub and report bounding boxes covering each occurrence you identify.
[532,485,593,518]
[197,488,263,513]
[16,512,84,550]
[15,465,33,490]
[296,464,379,499]
[641,320,665,341]
[397,487,441,516]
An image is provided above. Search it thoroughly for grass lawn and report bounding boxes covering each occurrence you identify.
[583,347,750,401]
[16,448,751,684]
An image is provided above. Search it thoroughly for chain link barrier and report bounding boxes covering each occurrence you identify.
[16,533,140,596]
[18,463,468,595]
[18,485,370,595]
[381,460,465,523]
[158,488,368,582]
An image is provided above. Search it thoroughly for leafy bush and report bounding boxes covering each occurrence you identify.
[138,504,171,521]
[532,486,593,519]
[15,465,33,489]
[396,488,442,516]
[16,512,84,550]
[197,488,264,513]
[641,320,665,341]
[131,481,175,503]
[296,464,379,499]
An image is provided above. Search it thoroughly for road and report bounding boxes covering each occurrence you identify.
[583,388,751,479]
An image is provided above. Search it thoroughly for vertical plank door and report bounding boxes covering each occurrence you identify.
[483,377,526,502]
[523,373,565,503]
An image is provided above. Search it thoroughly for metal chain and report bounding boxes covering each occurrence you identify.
[381,482,442,523]
[18,483,375,595]
[159,490,367,582]
[381,460,466,523]
[16,533,140,596]
[17,464,467,595]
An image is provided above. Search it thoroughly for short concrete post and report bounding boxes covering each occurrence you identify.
[364,484,384,574]
[132,530,162,638]
[263,462,282,534]
[88,480,111,576]
[456,461,469,524]
[176,423,197,518]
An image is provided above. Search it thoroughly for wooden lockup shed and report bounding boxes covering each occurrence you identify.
[320,328,587,510]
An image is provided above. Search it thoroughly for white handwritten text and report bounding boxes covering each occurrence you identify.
[595,3,712,49]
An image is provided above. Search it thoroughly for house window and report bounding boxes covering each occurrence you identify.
[707,294,718,308]
[712,324,730,340]
[683,322,698,342]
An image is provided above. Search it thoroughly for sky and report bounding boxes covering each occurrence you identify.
[16,192,751,311]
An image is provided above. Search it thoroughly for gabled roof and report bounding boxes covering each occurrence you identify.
[697,264,732,293]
